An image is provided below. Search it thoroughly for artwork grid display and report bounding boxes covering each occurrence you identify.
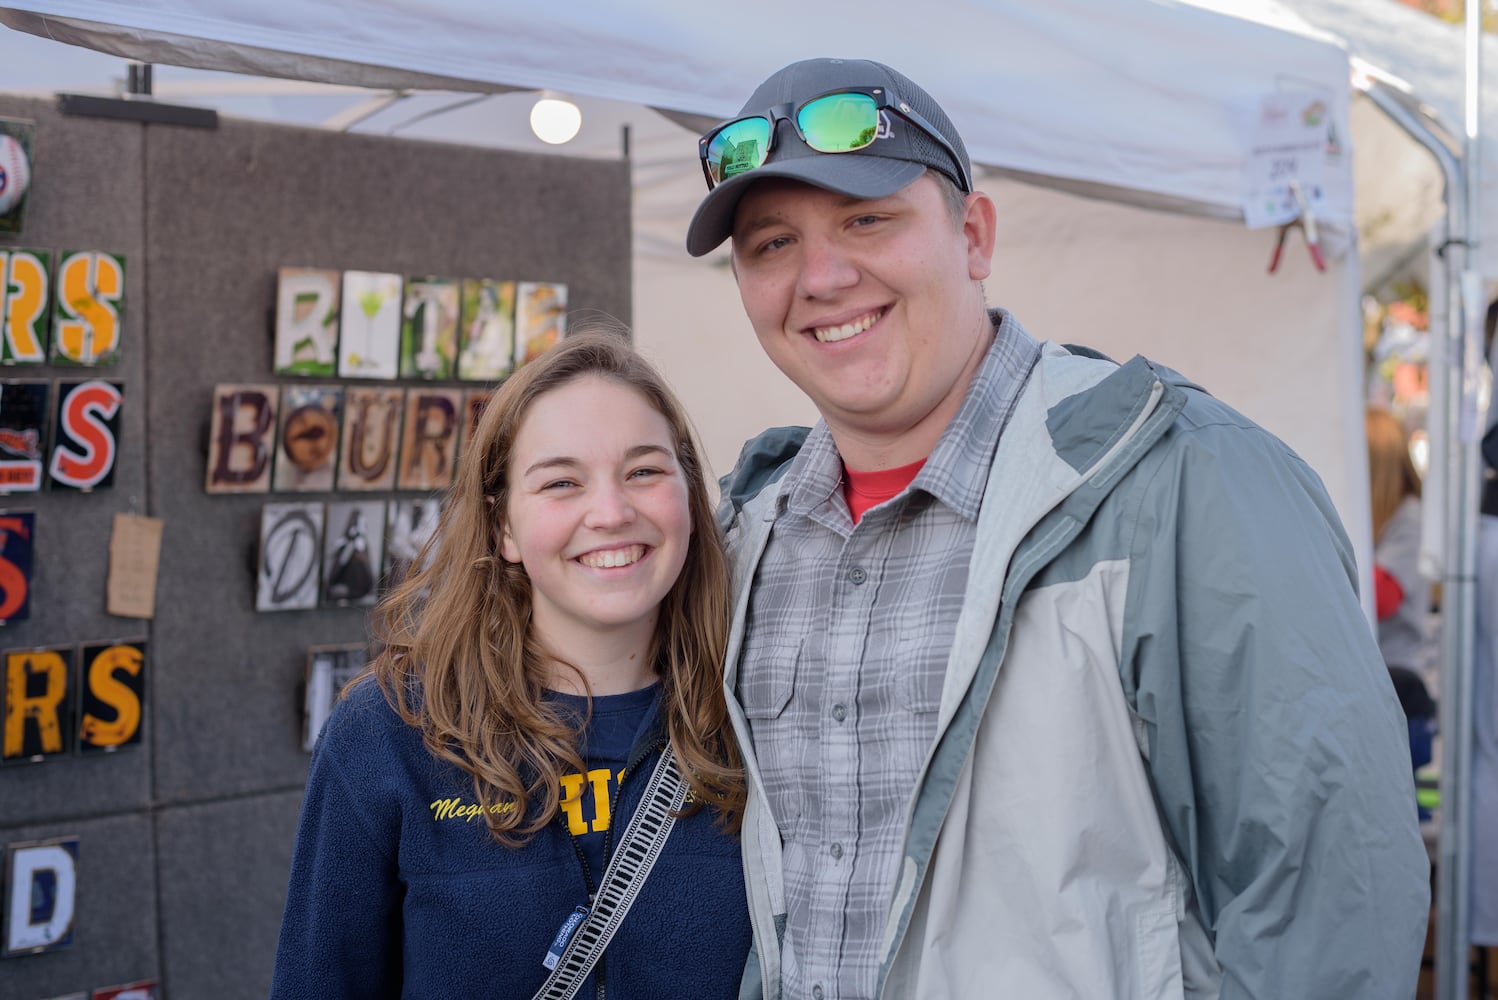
[273,384,342,493]
[49,251,125,367]
[0,380,48,492]
[337,270,403,380]
[322,500,386,608]
[515,281,567,367]
[400,277,459,380]
[0,247,51,364]
[274,267,341,377]
[303,643,368,751]
[396,387,461,492]
[257,502,325,612]
[205,383,277,494]
[457,278,515,381]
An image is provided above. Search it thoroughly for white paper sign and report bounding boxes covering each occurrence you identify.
[1243,92,1328,229]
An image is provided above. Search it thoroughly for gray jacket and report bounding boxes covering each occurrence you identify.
[720,337,1429,999]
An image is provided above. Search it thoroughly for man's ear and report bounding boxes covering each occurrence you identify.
[962,191,998,282]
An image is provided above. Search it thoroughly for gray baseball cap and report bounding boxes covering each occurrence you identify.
[685,57,973,257]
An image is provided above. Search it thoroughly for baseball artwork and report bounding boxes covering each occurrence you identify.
[0,119,34,236]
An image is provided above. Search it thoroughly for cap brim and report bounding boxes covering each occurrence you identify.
[685,156,927,257]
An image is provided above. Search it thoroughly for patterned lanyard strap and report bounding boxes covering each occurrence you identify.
[532,744,689,1000]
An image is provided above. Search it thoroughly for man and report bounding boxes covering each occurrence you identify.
[688,57,1429,1000]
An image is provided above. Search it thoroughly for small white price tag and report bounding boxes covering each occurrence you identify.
[1243,92,1328,229]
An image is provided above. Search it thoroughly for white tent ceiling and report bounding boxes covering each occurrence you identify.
[0,0,1359,232]
[2,0,1465,593]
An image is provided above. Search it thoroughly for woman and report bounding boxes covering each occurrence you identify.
[270,331,751,997]
[1366,406,1436,681]
[1366,405,1437,810]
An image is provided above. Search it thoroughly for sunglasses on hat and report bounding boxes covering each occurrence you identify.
[698,87,973,193]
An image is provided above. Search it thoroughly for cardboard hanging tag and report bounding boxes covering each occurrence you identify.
[107,512,162,619]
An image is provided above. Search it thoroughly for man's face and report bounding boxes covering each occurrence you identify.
[729,173,994,464]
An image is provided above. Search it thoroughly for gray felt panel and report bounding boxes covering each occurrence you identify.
[0,812,158,1000]
[155,790,302,1000]
[0,96,152,827]
[0,99,632,999]
[140,118,630,803]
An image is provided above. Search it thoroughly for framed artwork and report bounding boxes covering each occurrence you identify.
[273,267,341,377]
[303,642,368,751]
[257,502,325,612]
[0,117,35,236]
[1,646,73,764]
[0,380,47,492]
[50,250,125,366]
[337,386,403,492]
[323,500,385,608]
[515,281,567,367]
[48,379,122,492]
[338,270,402,379]
[2,837,78,957]
[273,385,342,493]
[397,388,460,491]
[0,247,51,364]
[400,276,459,380]
[461,387,494,456]
[457,278,515,381]
[205,383,278,494]
[0,510,34,623]
[384,497,441,591]
[76,639,147,755]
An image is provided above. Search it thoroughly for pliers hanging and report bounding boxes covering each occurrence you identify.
[1267,180,1326,274]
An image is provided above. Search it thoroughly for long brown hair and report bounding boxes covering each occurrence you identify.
[1366,406,1422,542]
[366,328,743,844]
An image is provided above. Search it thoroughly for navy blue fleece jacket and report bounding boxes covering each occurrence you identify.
[269,677,751,998]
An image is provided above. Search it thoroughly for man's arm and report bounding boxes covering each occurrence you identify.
[1121,416,1429,999]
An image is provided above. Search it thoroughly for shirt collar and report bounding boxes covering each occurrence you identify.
[778,309,1041,522]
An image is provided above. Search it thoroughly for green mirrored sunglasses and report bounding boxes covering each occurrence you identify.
[698,87,971,193]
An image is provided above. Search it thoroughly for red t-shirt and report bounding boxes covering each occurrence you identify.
[843,458,926,523]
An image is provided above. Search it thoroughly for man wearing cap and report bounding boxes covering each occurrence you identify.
[694,57,1429,999]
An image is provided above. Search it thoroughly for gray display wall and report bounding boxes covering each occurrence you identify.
[0,94,631,999]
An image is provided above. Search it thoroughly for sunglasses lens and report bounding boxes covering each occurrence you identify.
[798,92,880,153]
[706,117,772,185]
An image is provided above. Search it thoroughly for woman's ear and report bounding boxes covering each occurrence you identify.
[497,521,522,565]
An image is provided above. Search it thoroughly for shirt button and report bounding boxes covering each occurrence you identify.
[832,703,847,722]
[830,842,843,859]
[848,566,867,585]
[813,986,825,1000]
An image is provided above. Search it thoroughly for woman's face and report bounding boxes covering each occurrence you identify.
[500,376,693,652]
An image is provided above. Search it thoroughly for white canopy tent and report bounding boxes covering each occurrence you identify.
[0,0,1376,575]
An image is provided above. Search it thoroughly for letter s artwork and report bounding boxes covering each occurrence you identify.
[48,379,123,491]
[0,510,34,623]
[77,640,146,754]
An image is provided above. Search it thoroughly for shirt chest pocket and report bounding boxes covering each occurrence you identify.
[737,638,800,720]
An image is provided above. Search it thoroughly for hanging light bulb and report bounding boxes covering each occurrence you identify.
[530,92,582,145]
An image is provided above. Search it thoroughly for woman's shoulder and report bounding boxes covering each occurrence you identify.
[316,675,413,754]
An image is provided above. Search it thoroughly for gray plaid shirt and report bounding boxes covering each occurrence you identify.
[738,314,1040,1000]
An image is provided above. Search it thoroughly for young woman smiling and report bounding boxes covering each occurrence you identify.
[270,331,750,998]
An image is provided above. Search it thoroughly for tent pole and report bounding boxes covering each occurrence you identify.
[1436,2,1487,997]
[1356,65,1481,1000]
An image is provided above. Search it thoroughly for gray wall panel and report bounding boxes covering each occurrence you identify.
[145,118,631,805]
[0,97,631,997]
[156,791,302,1000]
[0,95,152,828]
[0,813,158,1000]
